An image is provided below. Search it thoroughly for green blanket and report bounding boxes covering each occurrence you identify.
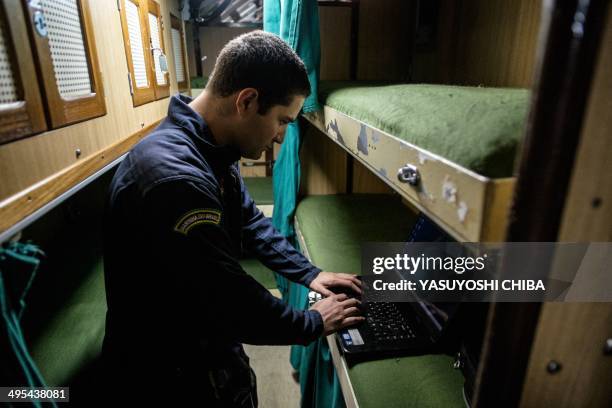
[319,82,529,178]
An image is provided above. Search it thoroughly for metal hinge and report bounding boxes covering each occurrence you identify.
[117,0,121,11]
[127,72,133,96]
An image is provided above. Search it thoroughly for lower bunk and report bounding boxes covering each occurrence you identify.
[290,194,465,408]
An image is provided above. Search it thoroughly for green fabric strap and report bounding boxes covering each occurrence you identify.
[0,242,55,408]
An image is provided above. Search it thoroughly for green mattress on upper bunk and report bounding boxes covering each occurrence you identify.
[318,81,530,178]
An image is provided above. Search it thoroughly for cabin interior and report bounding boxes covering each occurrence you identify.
[0,0,611,407]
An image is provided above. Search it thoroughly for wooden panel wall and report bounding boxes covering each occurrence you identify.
[185,21,197,80]
[199,27,253,77]
[319,6,352,80]
[448,0,542,87]
[0,0,185,203]
[319,0,413,81]
[356,0,414,81]
[352,160,393,194]
[557,14,612,243]
[299,123,347,196]
[519,7,612,407]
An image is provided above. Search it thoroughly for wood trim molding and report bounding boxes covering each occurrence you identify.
[0,120,162,235]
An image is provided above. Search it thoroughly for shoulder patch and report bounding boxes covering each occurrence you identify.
[174,208,222,235]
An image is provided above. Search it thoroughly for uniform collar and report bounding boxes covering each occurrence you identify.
[168,94,241,166]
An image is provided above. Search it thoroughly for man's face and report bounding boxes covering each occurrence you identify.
[236,94,305,160]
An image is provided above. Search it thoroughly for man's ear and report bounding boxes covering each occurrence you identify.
[236,88,259,116]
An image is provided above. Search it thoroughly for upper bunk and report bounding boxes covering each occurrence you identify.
[302,0,541,243]
[303,81,530,242]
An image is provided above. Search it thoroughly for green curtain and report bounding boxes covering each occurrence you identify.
[265,0,321,242]
[264,1,344,407]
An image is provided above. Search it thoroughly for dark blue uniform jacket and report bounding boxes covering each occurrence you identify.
[102,95,323,389]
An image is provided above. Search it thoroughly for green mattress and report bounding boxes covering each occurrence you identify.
[319,81,530,178]
[240,257,277,290]
[243,177,274,205]
[29,256,106,387]
[296,194,417,273]
[295,194,465,407]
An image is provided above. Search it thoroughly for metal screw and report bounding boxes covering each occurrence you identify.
[546,360,562,374]
[141,122,145,128]
[592,197,602,208]
[33,11,47,37]
[75,148,81,159]
[604,338,612,356]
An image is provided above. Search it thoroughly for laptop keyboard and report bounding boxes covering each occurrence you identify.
[365,302,417,342]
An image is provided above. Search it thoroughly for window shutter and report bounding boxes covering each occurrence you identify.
[147,0,169,99]
[0,0,46,144]
[25,0,106,128]
[170,15,189,91]
[120,0,156,106]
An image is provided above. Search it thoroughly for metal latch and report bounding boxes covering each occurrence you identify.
[453,352,464,369]
[397,164,420,186]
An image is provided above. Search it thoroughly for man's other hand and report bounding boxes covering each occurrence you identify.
[310,294,364,335]
[309,271,362,297]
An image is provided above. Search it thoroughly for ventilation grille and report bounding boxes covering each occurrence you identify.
[41,0,93,98]
[126,0,148,88]
[171,28,185,83]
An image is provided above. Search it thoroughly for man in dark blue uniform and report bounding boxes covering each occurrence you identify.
[102,31,362,406]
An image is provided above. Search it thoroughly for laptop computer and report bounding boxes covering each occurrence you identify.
[333,214,462,362]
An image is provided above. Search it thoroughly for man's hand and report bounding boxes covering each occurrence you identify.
[310,294,364,335]
[309,271,362,297]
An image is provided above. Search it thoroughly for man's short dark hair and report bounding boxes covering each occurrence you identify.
[207,31,311,114]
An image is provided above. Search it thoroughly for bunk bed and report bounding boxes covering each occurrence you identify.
[294,194,465,408]
[303,81,530,241]
[295,81,531,406]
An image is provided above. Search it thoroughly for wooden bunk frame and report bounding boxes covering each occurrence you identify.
[303,107,515,242]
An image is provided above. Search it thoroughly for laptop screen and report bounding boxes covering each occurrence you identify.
[404,214,460,341]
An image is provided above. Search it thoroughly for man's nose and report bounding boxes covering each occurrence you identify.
[274,130,286,144]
